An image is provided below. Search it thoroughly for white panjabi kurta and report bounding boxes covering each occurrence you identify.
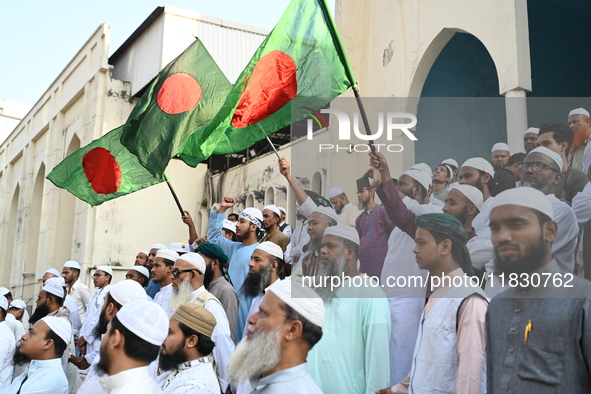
[0,321,15,391]
[154,283,174,318]
[99,366,162,394]
[156,357,219,394]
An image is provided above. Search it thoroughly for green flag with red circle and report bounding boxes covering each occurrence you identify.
[119,37,233,176]
[176,0,356,167]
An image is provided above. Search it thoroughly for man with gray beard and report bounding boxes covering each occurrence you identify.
[240,241,283,339]
[520,146,578,273]
[169,252,234,392]
[306,225,391,393]
[229,278,324,394]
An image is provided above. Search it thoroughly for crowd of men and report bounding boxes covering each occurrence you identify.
[1,108,591,393]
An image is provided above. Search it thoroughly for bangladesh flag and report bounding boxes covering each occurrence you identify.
[120,37,232,176]
[176,0,356,167]
[46,126,165,206]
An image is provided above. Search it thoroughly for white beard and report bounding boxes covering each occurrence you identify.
[228,326,282,383]
[169,276,194,312]
[314,252,348,303]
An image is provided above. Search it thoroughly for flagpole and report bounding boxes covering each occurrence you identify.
[163,174,185,216]
[317,0,376,154]
[266,137,281,159]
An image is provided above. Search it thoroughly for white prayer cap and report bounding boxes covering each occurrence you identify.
[116,299,168,346]
[129,265,150,279]
[46,277,66,288]
[0,295,7,311]
[256,241,284,260]
[168,243,189,254]
[41,316,72,345]
[583,143,591,173]
[45,268,61,277]
[410,163,432,176]
[324,224,360,246]
[277,206,287,214]
[267,278,325,328]
[524,127,539,136]
[449,184,484,211]
[222,220,236,233]
[42,282,65,298]
[263,205,281,217]
[178,252,206,274]
[150,243,168,250]
[0,287,9,297]
[568,108,590,118]
[240,207,263,229]
[140,251,149,256]
[461,157,495,177]
[402,170,432,191]
[96,265,113,276]
[441,158,458,169]
[9,299,26,309]
[527,146,563,170]
[109,280,146,306]
[156,249,179,262]
[491,142,510,153]
[310,206,338,223]
[63,260,80,270]
[327,187,345,198]
[491,187,553,219]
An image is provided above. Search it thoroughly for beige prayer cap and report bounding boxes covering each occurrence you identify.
[173,303,217,338]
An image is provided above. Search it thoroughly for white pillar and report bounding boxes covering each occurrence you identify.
[504,89,528,153]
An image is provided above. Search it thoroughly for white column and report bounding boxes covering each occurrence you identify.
[504,89,528,153]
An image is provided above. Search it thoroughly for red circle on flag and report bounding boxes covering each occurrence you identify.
[157,73,202,115]
[232,51,297,128]
[82,147,122,194]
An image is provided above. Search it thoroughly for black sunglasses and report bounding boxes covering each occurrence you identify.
[171,268,200,278]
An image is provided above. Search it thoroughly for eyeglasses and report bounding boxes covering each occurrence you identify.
[517,162,560,173]
[171,268,200,278]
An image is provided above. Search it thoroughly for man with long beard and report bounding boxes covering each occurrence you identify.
[195,242,239,342]
[77,279,147,394]
[307,225,391,394]
[156,303,219,393]
[240,242,283,339]
[567,107,591,172]
[169,252,234,392]
[6,316,71,394]
[96,300,167,394]
[229,278,324,394]
[486,187,591,393]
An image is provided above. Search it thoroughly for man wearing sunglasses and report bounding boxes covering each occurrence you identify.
[520,146,578,273]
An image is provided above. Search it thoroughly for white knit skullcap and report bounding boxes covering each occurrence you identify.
[267,278,325,328]
[128,265,150,279]
[263,205,281,217]
[0,288,8,297]
[323,224,360,246]
[96,266,113,276]
[0,295,7,311]
[441,158,458,169]
[109,280,146,306]
[327,187,345,198]
[527,146,563,170]
[256,241,284,260]
[524,127,539,136]
[410,163,432,176]
[402,169,432,191]
[491,142,510,153]
[178,252,206,274]
[42,282,65,298]
[169,242,190,254]
[222,220,236,233]
[240,207,263,229]
[115,299,168,346]
[568,108,590,118]
[449,184,484,211]
[491,187,553,220]
[156,249,180,262]
[46,277,66,288]
[150,243,168,250]
[45,268,61,277]
[63,261,80,270]
[310,206,338,223]
[461,157,495,177]
[277,206,287,214]
[41,316,72,345]
[9,299,26,309]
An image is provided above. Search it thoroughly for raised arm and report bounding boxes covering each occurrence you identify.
[279,157,308,206]
[182,210,198,245]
